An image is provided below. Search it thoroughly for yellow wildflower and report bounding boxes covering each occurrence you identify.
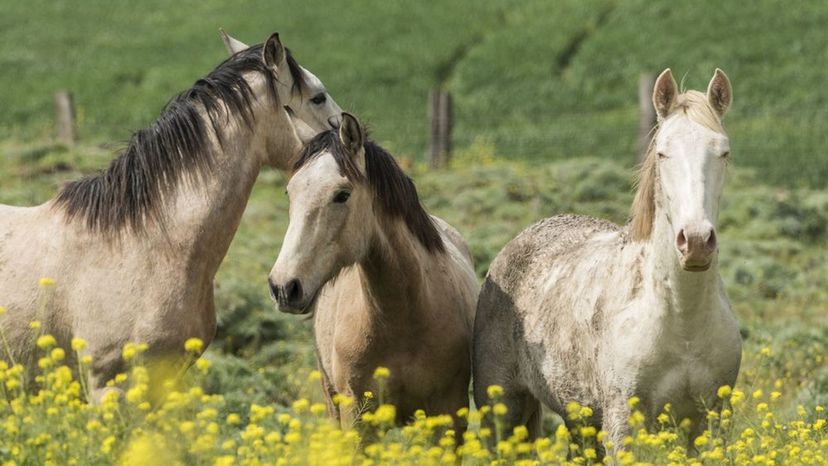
[39,277,55,287]
[36,335,56,349]
[487,384,504,398]
[493,403,508,416]
[71,338,86,351]
[184,338,204,353]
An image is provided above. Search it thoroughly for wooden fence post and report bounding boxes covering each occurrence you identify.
[429,89,452,169]
[54,91,77,145]
[637,73,656,164]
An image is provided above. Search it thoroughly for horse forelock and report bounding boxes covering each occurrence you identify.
[629,91,726,242]
[54,44,284,235]
[293,131,446,254]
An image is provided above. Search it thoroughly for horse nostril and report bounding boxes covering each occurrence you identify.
[267,277,279,301]
[706,229,717,252]
[285,279,303,305]
[676,228,688,253]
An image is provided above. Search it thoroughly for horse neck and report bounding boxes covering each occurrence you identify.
[644,193,722,318]
[162,116,271,281]
[358,215,430,324]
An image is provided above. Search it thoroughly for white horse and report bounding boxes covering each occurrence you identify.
[0,33,341,401]
[473,69,742,451]
[268,114,479,436]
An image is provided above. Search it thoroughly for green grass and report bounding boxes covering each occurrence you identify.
[1,141,825,410]
[1,0,826,186]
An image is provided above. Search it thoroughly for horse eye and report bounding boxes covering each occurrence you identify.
[310,93,327,105]
[332,190,350,204]
[721,151,730,159]
[657,152,668,159]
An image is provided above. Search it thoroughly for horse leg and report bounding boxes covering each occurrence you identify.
[601,396,632,457]
[426,378,472,445]
[316,358,340,421]
[524,397,543,439]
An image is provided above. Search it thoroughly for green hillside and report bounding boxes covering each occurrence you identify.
[1,0,826,185]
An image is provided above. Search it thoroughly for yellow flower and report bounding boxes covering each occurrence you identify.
[372,404,396,424]
[39,277,56,287]
[50,348,65,361]
[487,385,504,399]
[122,343,138,361]
[493,403,508,416]
[71,338,86,351]
[0,306,6,315]
[308,370,321,381]
[628,396,640,408]
[226,413,241,425]
[373,366,390,379]
[753,389,764,400]
[580,426,597,437]
[195,358,211,374]
[100,435,116,454]
[184,338,204,353]
[760,347,772,356]
[332,393,354,407]
[717,385,732,399]
[29,321,42,329]
[292,398,310,413]
[36,335,57,349]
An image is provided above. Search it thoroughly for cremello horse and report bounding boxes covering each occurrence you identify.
[0,33,341,401]
[473,69,742,451]
[269,114,478,435]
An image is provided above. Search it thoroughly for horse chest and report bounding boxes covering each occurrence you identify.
[634,327,737,420]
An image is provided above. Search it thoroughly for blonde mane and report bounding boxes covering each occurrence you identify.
[630,91,726,241]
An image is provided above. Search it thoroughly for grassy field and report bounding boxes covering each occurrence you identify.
[1,0,826,185]
[1,143,826,463]
[1,0,827,463]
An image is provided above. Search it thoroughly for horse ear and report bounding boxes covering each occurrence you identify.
[339,112,364,159]
[219,29,249,55]
[652,68,678,120]
[707,68,732,118]
[262,33,286,72]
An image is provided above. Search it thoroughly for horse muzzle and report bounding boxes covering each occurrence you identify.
[676,223,717,272]
[268,276,315,314]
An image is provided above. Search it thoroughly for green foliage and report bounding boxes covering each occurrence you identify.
[2,0,826,185]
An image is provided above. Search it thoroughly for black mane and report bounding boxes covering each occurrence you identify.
[54,45,307,234]
[294,131,446,254]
